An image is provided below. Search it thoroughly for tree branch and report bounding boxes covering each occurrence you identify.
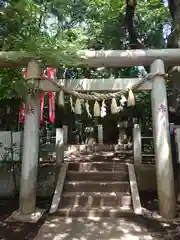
[125,0,145,49]
[168,0,175,20]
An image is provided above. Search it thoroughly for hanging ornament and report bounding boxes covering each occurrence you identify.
[85,101,92,118]
[58,90,64,106]
[101,100,106,118]
[75,98,82,115]
[40,70,45,126]
[94,101,101,117]
[111,98,118,114]
[120,95,127,106]
[117,105,124,112]
[70,97,75,112]
[40,92,44,125]
[127,89,136,106]
[19,103,25,124]
[47,68,55,123]
[48,92,55,123]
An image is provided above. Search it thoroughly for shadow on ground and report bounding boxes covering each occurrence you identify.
[0,197,50,240]
[34,215,168,240]
[0,195,180,240]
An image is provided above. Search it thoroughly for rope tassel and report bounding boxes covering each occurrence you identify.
[101,100,106,118]
[94,101,101,117]
[58,90,64,106]
[111,98,118,114]
[75,98,82,115]
[127,89,136,107]
[70,97,75,112]
[120,95,127,106]
[85,101,92,118]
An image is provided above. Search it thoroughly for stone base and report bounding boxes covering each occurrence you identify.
[5,208,46,223]
[142,208,180,222]
[151,211,180,222]
[177,193,180,203]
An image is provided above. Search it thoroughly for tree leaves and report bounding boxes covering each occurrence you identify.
[0,0,173,101]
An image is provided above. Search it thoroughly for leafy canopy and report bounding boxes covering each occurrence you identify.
[0,0,171,99]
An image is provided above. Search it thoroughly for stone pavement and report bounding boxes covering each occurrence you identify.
[34,216,165,240]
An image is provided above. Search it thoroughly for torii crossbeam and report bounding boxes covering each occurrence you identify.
[0,49,180,67]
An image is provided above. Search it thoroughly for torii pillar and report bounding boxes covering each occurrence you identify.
[8,61,45,223]
[151,59,176,219]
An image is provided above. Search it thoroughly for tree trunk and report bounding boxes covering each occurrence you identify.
[167,0,180,114]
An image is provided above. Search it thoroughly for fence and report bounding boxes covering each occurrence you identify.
[0,126,155,163]
[133,124,155,165]
[133,123,178,165]
[0,127,68,162]
[1,124,175,164]
[0,131,22,162]
[0,131,57,162]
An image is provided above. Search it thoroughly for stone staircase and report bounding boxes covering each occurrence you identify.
[51,150,138,218]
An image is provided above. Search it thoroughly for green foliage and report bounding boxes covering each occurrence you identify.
[0,0,172,107]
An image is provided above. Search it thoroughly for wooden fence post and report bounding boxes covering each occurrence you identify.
[98,124,103,144]
[56,128,64,166]
[63,125,68,145]
[175,125,180,164]
[133,124,142,165]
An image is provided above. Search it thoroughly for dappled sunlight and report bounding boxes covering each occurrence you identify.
[34,216,158,240]
[63,144,133,163]
[0,197,47,239]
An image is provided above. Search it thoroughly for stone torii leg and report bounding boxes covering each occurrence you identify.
[8,61,45,222]
[151,59,176,219]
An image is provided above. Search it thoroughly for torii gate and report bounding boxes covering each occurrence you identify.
[2,49,179,221]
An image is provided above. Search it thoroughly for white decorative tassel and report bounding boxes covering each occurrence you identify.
[120,95,127,106]
[117,105,124,112]
[58,90,64,106]
[75,98,82,115]
[111,98,118,114]
[127,89,136,106]
[70,97,75,112]
[85,101,92,118]
[101,100,106,118]
[94,101,101,117]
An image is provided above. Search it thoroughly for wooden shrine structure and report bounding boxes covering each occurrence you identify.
[1,48,180,221]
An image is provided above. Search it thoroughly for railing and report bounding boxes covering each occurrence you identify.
[133,124,155,165]
[0,131,23,163]
[133,123,179,165]
[175,125,180,164]
[170,123,178,169]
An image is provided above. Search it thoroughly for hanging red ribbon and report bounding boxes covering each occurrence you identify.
[47,68,55,123]
[40,72,45,126]
[19,102,25,123]
[19,68,28,124]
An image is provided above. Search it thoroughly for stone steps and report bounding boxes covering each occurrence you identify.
[54,206,134,218]
[64,181,130,193]
[60,192,132,208]
[68,162,128,172]
[66,171,128,181]
[51,151,136,218]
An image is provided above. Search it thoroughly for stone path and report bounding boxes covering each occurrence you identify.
[34,216,164,240]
